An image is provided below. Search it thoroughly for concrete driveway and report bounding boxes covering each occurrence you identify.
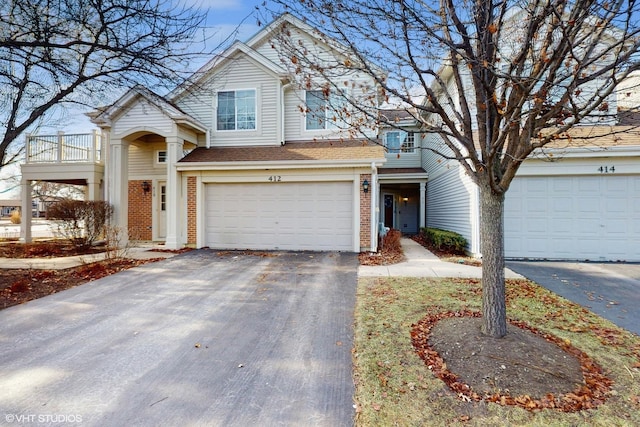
[0,250,357,426]
[506,261,640,336]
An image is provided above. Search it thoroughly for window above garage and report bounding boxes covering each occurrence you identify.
[384,131,416,154]
[216,89,256,131]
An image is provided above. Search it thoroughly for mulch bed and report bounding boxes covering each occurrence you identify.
[0,258,161,310]
[411,310,613,412]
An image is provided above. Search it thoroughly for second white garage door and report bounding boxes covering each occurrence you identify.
[205,181,354,251]
[505,175,640,261]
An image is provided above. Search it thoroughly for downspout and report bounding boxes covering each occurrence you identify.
[370,161,378,252]
[206,128,211,149]
[281,81,293,145]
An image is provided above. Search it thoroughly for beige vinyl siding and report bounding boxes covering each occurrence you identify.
[113,101,173,137]
[284,87,304,140]
[174,80,215,134]
[128,143,168,180]
[253,26,336,69]
[176,55,281,147]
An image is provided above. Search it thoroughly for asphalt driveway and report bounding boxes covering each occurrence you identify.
[0,250,358,426]
[506,261,640,336]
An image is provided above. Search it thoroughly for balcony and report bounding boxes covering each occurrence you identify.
[21,131,105,189]
[26,131,103,164]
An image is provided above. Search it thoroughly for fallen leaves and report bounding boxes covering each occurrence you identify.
[411,310,614,412]
[1,258,161,310]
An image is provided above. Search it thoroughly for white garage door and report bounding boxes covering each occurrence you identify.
[505,175,640,261]
[205,181,354,251]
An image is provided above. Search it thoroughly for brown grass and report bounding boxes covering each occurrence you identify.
[353,277,640,426]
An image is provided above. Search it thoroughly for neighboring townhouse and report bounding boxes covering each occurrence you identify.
[421,12,640,262]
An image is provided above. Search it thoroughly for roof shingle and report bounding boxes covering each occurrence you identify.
[179,139,384,163]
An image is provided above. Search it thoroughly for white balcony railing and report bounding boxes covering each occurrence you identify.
[25,130,102,164]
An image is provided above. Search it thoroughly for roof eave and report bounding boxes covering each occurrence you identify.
[176,158,386,171]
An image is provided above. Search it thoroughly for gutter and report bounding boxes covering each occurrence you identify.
[176,158,386,172]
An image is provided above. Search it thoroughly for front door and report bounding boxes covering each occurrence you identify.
[158,181,167,239]
[383,194,394,228]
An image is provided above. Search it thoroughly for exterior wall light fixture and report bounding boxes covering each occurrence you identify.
[142,181,151,194]
[362,179,369,193]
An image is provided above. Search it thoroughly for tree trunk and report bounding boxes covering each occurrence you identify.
[479,182,507,338]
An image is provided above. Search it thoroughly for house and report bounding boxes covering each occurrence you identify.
[19,12,638,261]
[21,14,399,252]
[0,200,20,217]
[420,14,640,262]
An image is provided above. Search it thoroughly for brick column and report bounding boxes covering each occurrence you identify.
[186,176,197,245]
[128,180,152,241]
[359,174,371,251]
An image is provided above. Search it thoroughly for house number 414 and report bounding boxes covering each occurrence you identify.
[598,166,615,173]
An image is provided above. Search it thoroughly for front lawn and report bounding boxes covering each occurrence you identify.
[353,277,640,426]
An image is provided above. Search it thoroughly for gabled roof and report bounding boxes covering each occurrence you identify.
[245,13,386,82]
[168,40,289,101]
[88,85,207,133]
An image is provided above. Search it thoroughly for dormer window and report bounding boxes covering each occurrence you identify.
[384,131,415,153]
[217,89,256,131]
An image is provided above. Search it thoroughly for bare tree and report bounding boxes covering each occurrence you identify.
[0,0,213,171]
[269,1,640,337]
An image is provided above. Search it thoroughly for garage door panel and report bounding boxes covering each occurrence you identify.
[505,175,639,261]
[205,182,354,251]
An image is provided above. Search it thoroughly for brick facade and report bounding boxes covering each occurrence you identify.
[128,180,152,240]
[359,173,372,251]
[186,176,197,245]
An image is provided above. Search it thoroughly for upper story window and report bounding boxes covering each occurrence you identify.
[305,90,344,130]
[217,89,256,131]
[384,131,416,154]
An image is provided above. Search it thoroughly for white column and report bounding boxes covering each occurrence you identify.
[419,181,426,229]
[165,137,183,249]
[19,179,32,243]
[109,140,129,247]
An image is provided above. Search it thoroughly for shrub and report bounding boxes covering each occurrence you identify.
[47,199,113,248]
[421,227,467,254]
[10,210,21,224]
[382,228,402,251]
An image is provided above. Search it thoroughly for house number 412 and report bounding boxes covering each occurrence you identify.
[598,166,615,173]
[268,175,282,182]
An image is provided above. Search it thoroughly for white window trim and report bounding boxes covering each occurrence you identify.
[303,88,348,132]
[214,88,258,132]
[384,131,417,154]
[156,150,167,164]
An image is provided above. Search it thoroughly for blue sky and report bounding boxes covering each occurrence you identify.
[0,0,274,195]
[197,0,265,45]
[52,0,271,133]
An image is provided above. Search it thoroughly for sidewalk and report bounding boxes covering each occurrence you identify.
[0,244,178,270]
[358,238,523,279]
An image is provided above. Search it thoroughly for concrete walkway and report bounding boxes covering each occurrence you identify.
[2,238,521,279]
[358,237,523,279]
